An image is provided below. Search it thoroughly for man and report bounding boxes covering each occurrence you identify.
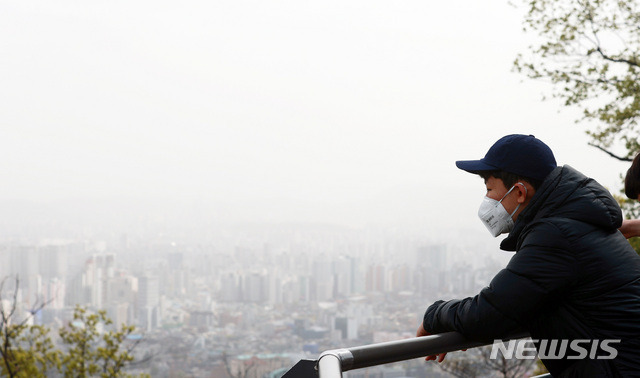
[417,134,640,377]
[620,152,640,238]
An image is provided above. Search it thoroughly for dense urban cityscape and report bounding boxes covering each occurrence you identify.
[0,220,514,377]
[3,0,638,375]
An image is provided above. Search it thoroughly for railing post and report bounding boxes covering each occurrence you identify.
[317,350,345,378]
[317,349,354,377]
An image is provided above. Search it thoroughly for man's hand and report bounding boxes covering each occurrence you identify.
[416,323,447,363]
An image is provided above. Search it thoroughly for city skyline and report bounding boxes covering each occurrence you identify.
[0,222,509,376]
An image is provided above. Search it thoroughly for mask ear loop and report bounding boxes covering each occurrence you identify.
[507,182,528,217]
[498,184,517,203]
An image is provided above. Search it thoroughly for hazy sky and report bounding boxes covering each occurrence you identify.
[0,0,632,232]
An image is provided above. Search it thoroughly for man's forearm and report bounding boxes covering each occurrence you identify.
[620,219,640,239]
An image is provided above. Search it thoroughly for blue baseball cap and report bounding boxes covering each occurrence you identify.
[456,134,557,181]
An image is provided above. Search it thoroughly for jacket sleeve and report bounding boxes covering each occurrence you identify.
[423,222,577,341]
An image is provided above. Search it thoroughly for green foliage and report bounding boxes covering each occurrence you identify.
[628,235,640,253]
[515,0,640,252]
[1,277,146,378]
[58,305,144,378]
[0,323,60,377]
[0,277,60,378]
[514,0,640,157]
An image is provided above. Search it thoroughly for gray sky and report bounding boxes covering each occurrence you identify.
[0,0,631,233]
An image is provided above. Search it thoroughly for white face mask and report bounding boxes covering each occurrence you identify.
[477,183,525,237]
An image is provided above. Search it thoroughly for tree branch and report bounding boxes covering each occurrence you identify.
[588,142,633,161]
[595,47,640,68]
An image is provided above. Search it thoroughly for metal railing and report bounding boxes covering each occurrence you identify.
[283,330,531,377]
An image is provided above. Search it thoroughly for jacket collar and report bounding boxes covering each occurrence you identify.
[500,166,564,251]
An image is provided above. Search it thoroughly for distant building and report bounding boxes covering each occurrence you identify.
[334,316,358,340]
[189,310,215,330]
[42,278,65,309]
[220,272,241,302]
[366,264,386,293]
[313,260,333,301]
[243,272,266,303]
[138,275,160,331]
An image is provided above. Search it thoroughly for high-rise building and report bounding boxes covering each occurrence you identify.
[137,275,160,331]
[389,265,411,292]
[365,264,386,293]
[242,272,267,303]
[334,316,358,340]
[12,246,38,281]
[42,278,65,309]
[312,260,333,301]
[77,253,117,309]
[39,245,68,281]
[10,246,39,304]
[220,272,241,302]
[333,256,352,298]
[108,273,137,306]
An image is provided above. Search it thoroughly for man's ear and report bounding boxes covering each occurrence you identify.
[515,182,529,204]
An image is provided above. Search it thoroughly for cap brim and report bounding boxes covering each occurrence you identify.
[455,159,499,173]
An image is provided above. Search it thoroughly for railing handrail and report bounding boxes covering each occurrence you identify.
[283,330,530,377]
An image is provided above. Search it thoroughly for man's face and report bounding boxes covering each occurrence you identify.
[484,176,521,217]
[484,176,508,201]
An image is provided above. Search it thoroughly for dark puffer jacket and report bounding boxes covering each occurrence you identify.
[423,165,640,377]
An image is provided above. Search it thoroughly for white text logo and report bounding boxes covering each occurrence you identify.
[490,339,620,360]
